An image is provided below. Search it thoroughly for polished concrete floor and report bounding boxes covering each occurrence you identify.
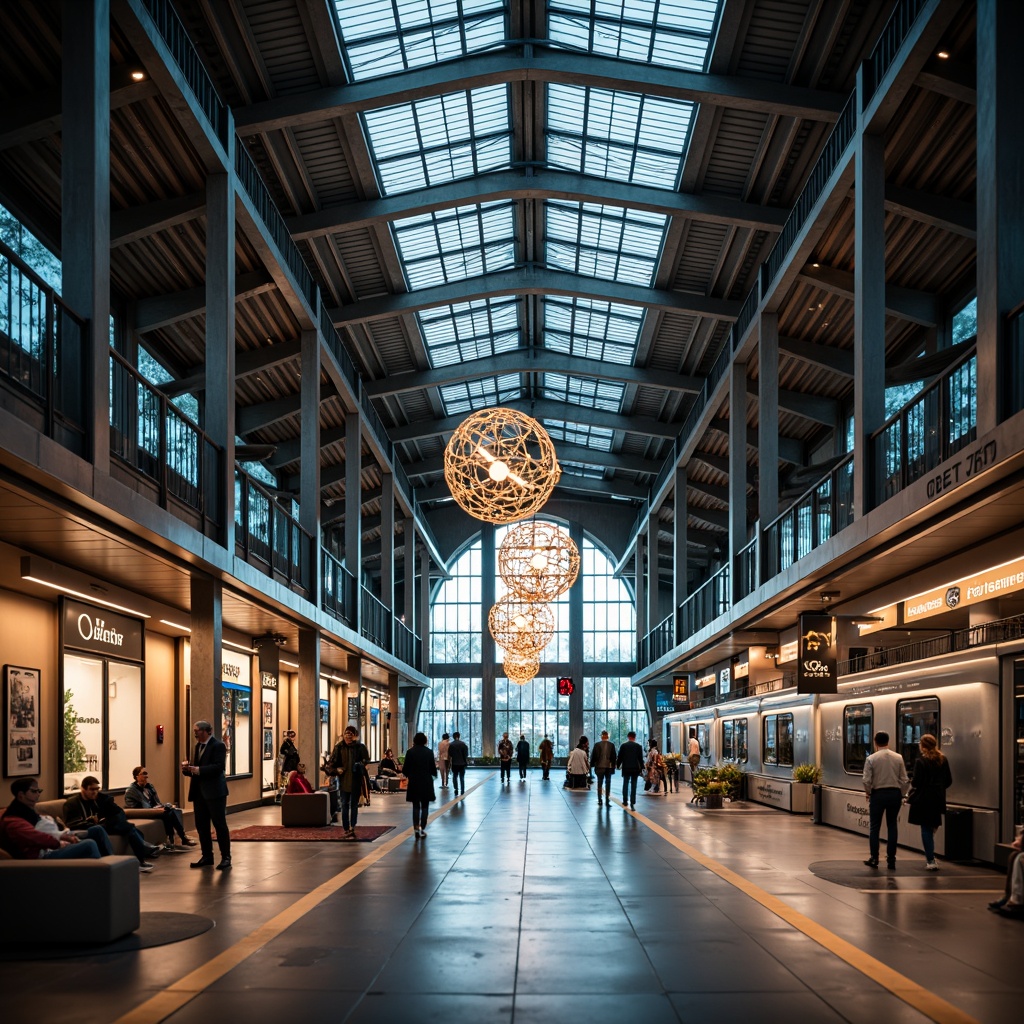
[2,771,1021,1024]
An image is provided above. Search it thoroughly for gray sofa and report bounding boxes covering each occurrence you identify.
[0,855,141,943]
[35,797,167,854]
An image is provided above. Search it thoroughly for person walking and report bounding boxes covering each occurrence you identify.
[591,730,617,805]
[402,732,437,838]
[566,737,590,790]
[515,734,531,780]
[539,735,554,780]
[907,733,953,870]
[687,730,701,786]
[862,731,909,869]
[438,732,451,789]
[617,731,645,810]
[644,739,666,795]
[327,725,371,839]
[182,719,232,870]
[498,732,514,784]
[449,731,469,796]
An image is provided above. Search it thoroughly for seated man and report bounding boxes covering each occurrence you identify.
[124,765,196,850]
[0,778,113,860]
[63,776,162,871]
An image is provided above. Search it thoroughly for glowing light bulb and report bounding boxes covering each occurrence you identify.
[530,552,548,571]
[513,614,528,630]
[488,460,510,482]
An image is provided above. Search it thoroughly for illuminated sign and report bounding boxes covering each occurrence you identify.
[904,554,1024,623]
[857,604,898,635]
[797,613,837,694]
[696,672,716,688]
[732,659,749,679]
[778,641,798,664]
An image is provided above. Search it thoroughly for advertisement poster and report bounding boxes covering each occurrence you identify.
[5,665,40,776]
[797,613,837,693]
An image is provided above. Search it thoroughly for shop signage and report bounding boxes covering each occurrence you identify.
[747,775,792,811]
[672,677,689,703]
[696,671,716,689]
[261,671,277,690]
[903,553,1024,623]
[732,658,749,679]
[655,687,675,714]
[718,666,731,695]
[797,613,837,694]
[62,599,143,661]
[857,603,899,636]
[778,640,798,664]
[347,696,360,725]
[924,439,997,502]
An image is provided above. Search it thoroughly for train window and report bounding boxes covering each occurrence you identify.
[896,697,939,772]
[844,703,873,773]
[763,714,794,766]
[697,723,709,757]
[722,718,748,763]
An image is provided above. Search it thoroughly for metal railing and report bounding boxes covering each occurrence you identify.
[861,0,929,106]
[735,535,758,602]
[638,611,674,670]
[360,586,392,651]
[394,616,421,668]
[690,673,791,710]
[762,453,854,579]
[734,282,761,348]
[319,303,359,394]
[840,612,1024,675]
[235,466,311,590]
[0,239,86,446]
[679,564,730,640]
[109,350,221,524]
[873,347,977,502]
[139,0,228,143]
[322,548,357,628]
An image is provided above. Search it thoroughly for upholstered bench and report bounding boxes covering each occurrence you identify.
[35,798,165,853]
[0,855,141,943]
[281,791,331,827]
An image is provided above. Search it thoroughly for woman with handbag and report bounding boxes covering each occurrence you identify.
[907,734,953,870]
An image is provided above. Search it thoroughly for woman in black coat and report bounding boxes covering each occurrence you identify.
[907,733,952,870]
[402,732,437,838]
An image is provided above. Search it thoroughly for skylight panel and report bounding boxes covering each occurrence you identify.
[440,374,520,415]
[544,419,614,451]
[393,202,516,290]
[419,297,520,367]
[546,84,692,189]
[542,373,624,412]
[548,0,721,72]
[545,201,666,286]
[363,86,512,196]
[335,0,507,81]
[543,297,643,365]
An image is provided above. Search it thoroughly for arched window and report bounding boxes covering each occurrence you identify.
[419,525,643,756]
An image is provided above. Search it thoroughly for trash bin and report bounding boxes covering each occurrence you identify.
[811,784,822,824]
[944,807,973,860]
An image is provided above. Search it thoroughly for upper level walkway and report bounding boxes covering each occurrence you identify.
[3,773,1018,1024]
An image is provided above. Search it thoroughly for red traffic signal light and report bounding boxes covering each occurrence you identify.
[557,676,574,696]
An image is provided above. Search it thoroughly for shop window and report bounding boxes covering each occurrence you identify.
[844,703,873,773]
[220,682,251,778]
[896,697,939,772]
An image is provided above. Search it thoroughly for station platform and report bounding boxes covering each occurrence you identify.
[2,772,1019,1024]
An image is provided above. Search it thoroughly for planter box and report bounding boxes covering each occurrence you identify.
[704,794,724,809]
[745,775,813,813]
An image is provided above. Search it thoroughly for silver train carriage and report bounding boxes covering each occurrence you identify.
[663,658,1002,858]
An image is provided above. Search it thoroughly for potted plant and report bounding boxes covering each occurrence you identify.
[792,763,822,814]
[714,762,745,802]
[704,780,726,809]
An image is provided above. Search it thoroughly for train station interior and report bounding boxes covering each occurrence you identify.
[1,0,1023,1021]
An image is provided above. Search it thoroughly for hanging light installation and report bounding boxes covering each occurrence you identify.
[503,653,540,686]
[498,519,580,602]
[443,407,561,524]
[487,594,555,657]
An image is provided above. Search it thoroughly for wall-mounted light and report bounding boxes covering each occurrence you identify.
[160,619,191,632]
[820,591,840,606]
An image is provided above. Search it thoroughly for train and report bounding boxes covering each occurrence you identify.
[662,651,1006,862]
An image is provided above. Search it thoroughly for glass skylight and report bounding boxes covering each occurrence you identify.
[393,202,516,290]
[546,84,693,189]
[363,86,512,196]
[543,297,642,364]
[542,373,624,412]
[543,419,614,451]
[545,201,666,286]
[335,0,507,81]
[440,373,520,415]
[419,297,520,367]
[548,0,720,71]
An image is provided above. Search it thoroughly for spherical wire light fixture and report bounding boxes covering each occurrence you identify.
[443,407,561,524]
[503,653,540,686]
[498,519,580,602]
[488,594,555,657]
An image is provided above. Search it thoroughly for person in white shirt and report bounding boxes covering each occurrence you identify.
[862,731,909,869]
[687,731,701,785]
[437,733,450,789]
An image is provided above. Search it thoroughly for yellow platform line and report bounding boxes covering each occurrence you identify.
[113,777,492,1024]
[616,800,980,1024]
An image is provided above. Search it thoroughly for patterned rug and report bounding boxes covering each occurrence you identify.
[229,824,395,843]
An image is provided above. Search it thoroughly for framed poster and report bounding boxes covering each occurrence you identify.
[263,728,274,759]
[263,701,273,726]
[5,665,40,777]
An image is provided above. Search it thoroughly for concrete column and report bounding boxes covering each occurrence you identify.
[299,328,320,600]
[729,360,747,605]
[568,520,584,746]
[977,0,1024,432]
[853,113,886,517]
[480,523,496,757]
[297,628,320,768]
[673,467,688,644]
[205,161,236,548]
[189,576,223,730]
[62,0,110,471]
[386,672,400,754]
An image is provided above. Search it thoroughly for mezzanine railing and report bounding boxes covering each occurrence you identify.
[235,466,311,591]
[322,549,357,629]
[678,564,730,641]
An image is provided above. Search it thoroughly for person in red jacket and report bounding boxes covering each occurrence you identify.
[0,778,112,860]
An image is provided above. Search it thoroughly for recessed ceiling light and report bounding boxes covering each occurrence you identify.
[131,70,146,81]
[937,50,949,59]
[812,262,820,268]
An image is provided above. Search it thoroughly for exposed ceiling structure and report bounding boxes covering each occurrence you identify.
[0,0,978,588]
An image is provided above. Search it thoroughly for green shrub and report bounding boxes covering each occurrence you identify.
[793,763,822,783]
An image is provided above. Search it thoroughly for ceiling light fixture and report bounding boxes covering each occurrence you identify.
[224,639,258,654]
[159,619,191,632]
[819,591,840,606]
[498,520,580,602]
[21,557,152,618]
[937,50,949,59]
[488,595,555,657]
[504,653,540,686]
[131,69,146,81]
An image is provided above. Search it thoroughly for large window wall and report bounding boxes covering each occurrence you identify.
[420,523,643,757]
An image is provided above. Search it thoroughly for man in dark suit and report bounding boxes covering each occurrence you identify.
[616,731,645,811]
[182,719,231,870]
